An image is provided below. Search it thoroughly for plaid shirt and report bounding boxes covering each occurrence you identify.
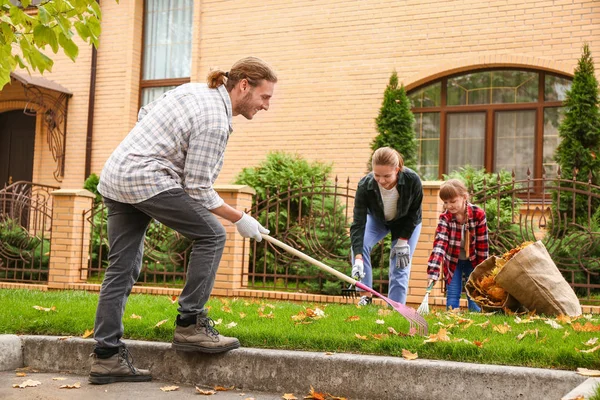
[98,83,233,209]
[427,203,488,285]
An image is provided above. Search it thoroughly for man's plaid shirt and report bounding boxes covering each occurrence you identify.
[98,83,233,210]
[427,203,489,285]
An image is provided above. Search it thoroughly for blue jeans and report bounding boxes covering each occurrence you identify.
[354,214,422,304]
[446,259,481,312]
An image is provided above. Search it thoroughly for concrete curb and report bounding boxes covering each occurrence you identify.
[1,335,589,400]
[0,335,22,371]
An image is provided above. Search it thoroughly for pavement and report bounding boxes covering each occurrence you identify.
[0,334,597,400]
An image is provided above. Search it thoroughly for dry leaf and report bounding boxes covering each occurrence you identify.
[239,312,246,319]
[325,352,335,356]
[304,385,327,400]
[584,337,598,346]
[516,329,538,341]
[378,308,392,316]
[170,295,178,304]
[563,396,584,400]
[130,313,142,320]
[82,329,94,339]
[225,322,237,329]
[57,336,73,341]
[572,322,600,332]
[355,333,368,340]
[576,368,600,377]
[222,306,232,313]
[544,319,562,329]
[576,344,600,354]
[492,322,512,334]
[556,315,572,324]
[345,315,360,322]
[473,338,490,348]
[154,319,168,328]
[33,305,56,312]
[52,377,67,381]
[375,319,385,325]
[313,308,325,317]
[15,372,26,377]
[214,385,234,391]
[401,349,418,360]
[13,379,41,388]
[371,333,389,340]
[195,387,216,395]
[563,330,570,339]
[258,311,274,319]
[476,320,490,329]
[387,326,399,336]
[424,328,451,343]
[453,338,474,345]
[59,382,81,389]
[213,318,223,325]
[160,385,179,392]
[514,316,533,324]
[283,394,298,400]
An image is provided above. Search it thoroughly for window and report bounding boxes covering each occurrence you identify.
[408,69,571,181]
[140,0,194,106]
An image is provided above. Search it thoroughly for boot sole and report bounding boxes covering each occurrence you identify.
[171,341,240,353]
[88,373,152,385]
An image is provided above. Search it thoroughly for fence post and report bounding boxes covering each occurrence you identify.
[212,185,255,296]
[48,189,95,289]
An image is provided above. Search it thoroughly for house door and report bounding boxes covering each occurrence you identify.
[0,110,36,188]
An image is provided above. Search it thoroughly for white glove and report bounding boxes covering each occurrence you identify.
[235,213,269,242]
[351,258,365,280]
[392,239,410,269]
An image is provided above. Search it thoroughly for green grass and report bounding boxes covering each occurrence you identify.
[1,288,599,371]
[592,385,600,400]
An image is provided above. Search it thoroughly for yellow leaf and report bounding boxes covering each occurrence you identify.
[313,308,325,317]
[562,331,570,339]
[387,326,399,336]
[424,328,451,343]
[572,322,600,332]
[33,305,56,312]
[576,344,600,354]
[160,385,179,392]
[13,379,41,388]
[130,313,142,320]
[57,336,73,341]
[324,352,335,356]
[378,309,392,316]
[371,333,389,340]
[195,387,216,395]
[556,315,572,324]
[15,372,26,377]
[222,306,232,313]
[516,329,538,341]
[154,319,168,328]
[214,385,234,391]
[59,382,81,389]
[225,322,237,329]
[544,319,562,329]
[375,319,385,325]
[283,393,298,400]
[239,312,246,319]
[401,349,418,360]
[355,333,368,340]
[476,320,490,329]
[576,368,600,377]
[82,329,94,339]
[492,322,512,334]
[345,315,360,322]
[304,385,327,400]
[258,311,274,319]
[213,318,222,325]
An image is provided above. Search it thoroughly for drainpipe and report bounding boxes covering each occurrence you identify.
[84,2,99,180]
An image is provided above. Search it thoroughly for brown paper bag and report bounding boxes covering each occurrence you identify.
[465,256,521,313]
[495,241,581,317]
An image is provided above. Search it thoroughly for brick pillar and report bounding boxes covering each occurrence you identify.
[211,185,255,296]
[407,181,445,305]
[48,189,95,289]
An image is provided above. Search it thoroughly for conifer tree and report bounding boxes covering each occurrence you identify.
[370,71,417,170]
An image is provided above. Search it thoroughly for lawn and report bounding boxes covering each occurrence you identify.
[0,288,599,371]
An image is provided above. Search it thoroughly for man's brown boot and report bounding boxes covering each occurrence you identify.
[172,316,240,353]
[89,346,152,385]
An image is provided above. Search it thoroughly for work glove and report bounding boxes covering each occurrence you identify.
[351,258,365,280]
[392,239,410,269]
[235,213,269,242]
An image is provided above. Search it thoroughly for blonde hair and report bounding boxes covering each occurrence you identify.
[371,147,404,170]
[207,57,278,90]
[439,179,469,201]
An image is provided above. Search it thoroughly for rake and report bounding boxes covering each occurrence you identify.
[261,234,429,336]
[417,281,435,315]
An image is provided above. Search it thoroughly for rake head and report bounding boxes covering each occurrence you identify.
[417,292,430,315]
[341,283,359,299]
[355,282,429,336]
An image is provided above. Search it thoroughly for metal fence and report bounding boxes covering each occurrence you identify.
[0,181,57,283]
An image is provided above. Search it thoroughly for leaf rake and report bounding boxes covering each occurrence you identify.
[417,281,435,315]
[261,234,429,336]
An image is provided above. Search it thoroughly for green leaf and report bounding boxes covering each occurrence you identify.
[74,21,90,42]
[58,31,78,61]
[29,47,53,74]
[21,0,31,8]
[37,5,50,25]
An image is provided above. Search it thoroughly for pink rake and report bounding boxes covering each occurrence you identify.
[261,234,429,336]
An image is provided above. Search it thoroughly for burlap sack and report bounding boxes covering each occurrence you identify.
[465,256,521,312]
[495,241,582,317]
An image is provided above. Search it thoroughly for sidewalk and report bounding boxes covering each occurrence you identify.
[0,334,593,400]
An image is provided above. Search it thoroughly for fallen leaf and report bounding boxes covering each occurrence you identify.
[516,329,538,341]
[57,336,73,341]
[221,306,232,313]
[492,322,512,334]
[314,308,325,317]
[355,333,368,340]
[52,377,67,381]
[345,315,360,322]
[82,329,94,339]
[563,396,584,400]
[15,372,26,377]
[239,312,246,319]
[170,295,178,304]
[195,387,216,395]
[160,385,179,392]
[476,320,490,329]
[572,322,600,332]
[214,385,234,391]
[225,322,237,329]
[378,308,392,316]
[563,331,570,339]
[213,318,223,325]
[576,344,600,354]
[154,319,168,328]
[371,333,389,340]
[130,313,142,320]
[258,311,274,319]
[514,316,533,324]
[375,319,385,325]
[59,382,81,389]
[401,349,418,360]
[324,352,335,356]
[576,368,600,377]
[473,338,490,348]
[12,379,41,388]
[283,394,298,400]
[544,319,562,329]
[453,338,474,345]
[33,305,56,312]
[424,328,451,343]
[265,303,275,309]
[387,326,399,336]
[304,385,327,400]
[327,395,348,400]
[584,338,598,346]
[556,315,572,324]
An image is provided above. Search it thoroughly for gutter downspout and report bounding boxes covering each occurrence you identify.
[84,3,99,180]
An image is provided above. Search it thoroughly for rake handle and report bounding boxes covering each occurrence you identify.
[261,234,356,286]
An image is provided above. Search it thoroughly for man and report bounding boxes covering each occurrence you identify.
[89,57,277,385]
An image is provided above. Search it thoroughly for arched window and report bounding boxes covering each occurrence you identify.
[408,69,571,181]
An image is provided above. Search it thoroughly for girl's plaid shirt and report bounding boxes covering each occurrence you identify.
[426,203,489,285]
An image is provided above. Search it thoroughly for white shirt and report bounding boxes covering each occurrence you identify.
[378,183,399,221]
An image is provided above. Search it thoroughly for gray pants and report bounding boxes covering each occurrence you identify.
[94,188,226,349]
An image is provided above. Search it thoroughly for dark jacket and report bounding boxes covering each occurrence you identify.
[350,167,423,256]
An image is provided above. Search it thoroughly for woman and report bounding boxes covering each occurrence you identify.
[350,147,423,305]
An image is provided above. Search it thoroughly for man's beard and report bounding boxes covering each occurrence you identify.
[234,90,256,119]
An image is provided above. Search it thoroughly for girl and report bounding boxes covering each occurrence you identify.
[350,147,423,306]
[427,179,489,311]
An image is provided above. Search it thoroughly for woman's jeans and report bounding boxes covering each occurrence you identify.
[446,259,481,312]
[355,214,422,304]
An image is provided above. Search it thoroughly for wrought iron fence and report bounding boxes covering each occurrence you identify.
[0,181,57,283]
[82,201,191,287]
[471,168,600,304]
